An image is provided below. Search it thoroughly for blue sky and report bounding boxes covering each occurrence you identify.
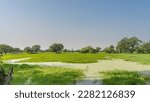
[0,0,150,49]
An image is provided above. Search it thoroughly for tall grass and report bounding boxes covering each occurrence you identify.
[100,70,150,85]
[1,64,84,85]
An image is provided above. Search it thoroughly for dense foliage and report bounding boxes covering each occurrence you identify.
[0,36,150,54]
[24,45,41,54]
[79,46,101,53]
[116,37,142,53]
[49,43,64,54]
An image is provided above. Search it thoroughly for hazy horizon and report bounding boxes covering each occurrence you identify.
[1,0,150,50]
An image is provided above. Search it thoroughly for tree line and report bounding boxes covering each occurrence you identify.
[0,36,150,55]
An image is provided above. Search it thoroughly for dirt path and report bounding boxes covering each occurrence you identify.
[5,58,31,64]
[6,58,150,85]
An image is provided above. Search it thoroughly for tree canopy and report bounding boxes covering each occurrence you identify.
[0,36,150,54]
[49,43,64,54]
[116,37,142,53]
[24,45,41,54]
[138,41,150,53]
[31,45,41,53]
[103,45,115,53]
[80,46,101,53]
[0,44,14,55]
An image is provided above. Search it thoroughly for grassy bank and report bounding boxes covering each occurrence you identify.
[2,52,150,64]
[1,64,84,85]
[110,53,150,65]
[100,70,150,85]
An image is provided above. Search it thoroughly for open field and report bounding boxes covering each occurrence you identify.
[1,52,150,85]
[2,52,150,65]
[0,64,84,85]
[2,52,106,63]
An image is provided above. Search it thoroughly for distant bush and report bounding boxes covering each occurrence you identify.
[79,46,101,54]
[24,45,41,54]
[103,45,115,53]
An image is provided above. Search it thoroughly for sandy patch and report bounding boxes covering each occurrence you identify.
[5,58,31,64]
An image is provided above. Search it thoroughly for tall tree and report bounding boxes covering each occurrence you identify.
[49,43,64,54]
[24,47,31,53]
[13,48,22,53]
[141,41,150,53]
[128,37,142,53]
[103,45,115,53]
[116,37,129,53]
[116,37,141,53]
[95,47,101,53]
[31,45,41,53]
[0,44,14,55]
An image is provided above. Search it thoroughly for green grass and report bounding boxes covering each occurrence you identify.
[0,64,84,85]
[100,70,150,85]
[2,53,150,85]
[2,52,150,64]
[2,52,107,63]
[109,53,150,65]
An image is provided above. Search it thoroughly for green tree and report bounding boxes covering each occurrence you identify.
[136,46,144,53]
[63,49,69,52]
[104,45,115,53]
[13,48,22,53]
[128,37,142,53]
[116,37,129,53]
[79,46,100,53]
[0,53,2,63]
[95,47,101,53]
[0,44,14,55]
[0,49,3,56]
[49,43,64,54]
[140,41,150,53]
[80,46,94,53]
[24,47,31,53]
[116,37,141,53]
[31,45,41,53]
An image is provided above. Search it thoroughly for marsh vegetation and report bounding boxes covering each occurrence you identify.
[0,64,83,85]
[100,70,150,85]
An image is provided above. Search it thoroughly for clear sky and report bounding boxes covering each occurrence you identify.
[0,0,150,50]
